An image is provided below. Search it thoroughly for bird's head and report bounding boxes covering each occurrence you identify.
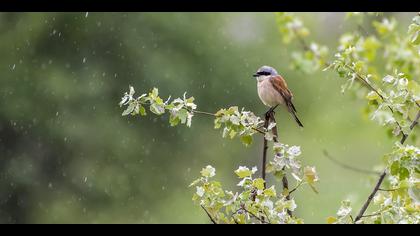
[253,66,278,81]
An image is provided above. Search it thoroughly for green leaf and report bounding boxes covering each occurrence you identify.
[366,91,380,101]
[177,109,188,124]
[390,161,400,176]
[150,87,159,99]
[235,166,253,178]
[240,135,253,147]
[150,103,165,115]
[200,165,216,178]
[169,115,180,126]
[263,186,276,197]
[304,166,319,184]
[399,167,409,180]
[252,178,265,190]
[229,129,237,139]
[327,216,337,224]
[410,30,420,45]
[122,102,136,116]
[139,105,147,116]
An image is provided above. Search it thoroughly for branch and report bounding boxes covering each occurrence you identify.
[268,111,292,217]
[261,113,269,187]
[323,150,381,175]
[289,181,304,195]
[201,205,217,224]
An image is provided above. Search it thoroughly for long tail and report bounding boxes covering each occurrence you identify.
[287,102,304,128]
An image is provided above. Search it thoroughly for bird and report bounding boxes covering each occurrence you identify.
[253,65,303,127]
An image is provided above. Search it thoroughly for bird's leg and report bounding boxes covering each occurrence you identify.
[265,105,279,120]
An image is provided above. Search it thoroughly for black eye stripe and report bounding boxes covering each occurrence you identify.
[258,72,270,76]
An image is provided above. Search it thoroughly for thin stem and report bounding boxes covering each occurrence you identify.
[323,150,381,175]
[378,188,399,192]
[201,205,217,224]
[344,64,385,101]
[192,110,217,117]
[289,181,304,195]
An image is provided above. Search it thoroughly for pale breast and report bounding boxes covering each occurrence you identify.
[257,78,285,107]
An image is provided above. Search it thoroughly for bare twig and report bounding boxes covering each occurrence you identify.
[193,110,217,117]
[289,181,304,195]
[323,150,381,175]
[378,188,399,192]
[201,205,217,224]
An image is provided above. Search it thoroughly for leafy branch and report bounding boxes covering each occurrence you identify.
[276,12,420,224]
[120,86,319,224]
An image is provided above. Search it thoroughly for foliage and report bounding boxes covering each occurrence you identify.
[120,86,271,147]
[277,12,420,224]
[189,165,302,224]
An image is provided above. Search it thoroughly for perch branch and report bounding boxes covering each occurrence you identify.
[268,111,292,217]
[261,112,270,187]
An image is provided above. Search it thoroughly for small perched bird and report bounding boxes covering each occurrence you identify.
[253,65,303,127]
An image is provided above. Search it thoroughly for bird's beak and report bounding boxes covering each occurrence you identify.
[252,74,259,77]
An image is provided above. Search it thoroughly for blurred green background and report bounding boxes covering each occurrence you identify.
[0,12,416,223]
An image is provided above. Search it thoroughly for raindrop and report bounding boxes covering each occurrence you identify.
[85,12,89,18]
[82,57,86,63]
[48,183,53,188]
[56,112,59,116]
[84,177,88,183]
[64,137,68,142]
[11,64,16,70]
